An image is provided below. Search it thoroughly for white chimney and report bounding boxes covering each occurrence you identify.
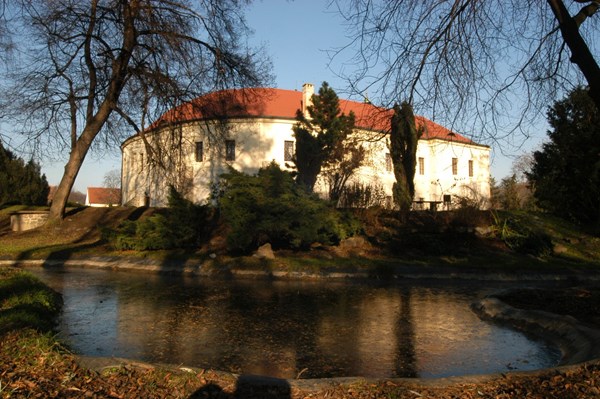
[301,83,314,118]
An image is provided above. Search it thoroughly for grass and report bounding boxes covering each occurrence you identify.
[0,268,62,334]
[1,205,599,275]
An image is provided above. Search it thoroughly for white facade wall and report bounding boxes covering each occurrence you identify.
[413,140,491,209]
[121,118,490,209]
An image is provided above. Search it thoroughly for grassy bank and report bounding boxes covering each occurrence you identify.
[0,267,62,334]
[1,206,599,275]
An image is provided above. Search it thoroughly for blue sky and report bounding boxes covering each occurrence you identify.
[37,0,542,191]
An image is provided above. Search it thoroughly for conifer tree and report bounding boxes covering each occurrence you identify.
[528,87,600,227]
[293,82,361,197]
[390,102,421,212]
[0,142,49,206]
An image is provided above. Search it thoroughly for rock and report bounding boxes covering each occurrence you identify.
[475,226,493,237]
[255,243,275,259]
[332,236,371,257]
[554,244,568,255]
[209,253,217,259]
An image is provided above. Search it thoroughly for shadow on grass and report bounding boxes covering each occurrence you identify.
[11,206,158,265]
[0,273,62,334]
[0,303,60,334]
[13,232,105,265]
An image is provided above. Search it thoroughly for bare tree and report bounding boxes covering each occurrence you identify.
[0,1,11,60]
[333,1,600,145]
[1,0,271,221]
[511,153,535,182]
[103,169,121,189]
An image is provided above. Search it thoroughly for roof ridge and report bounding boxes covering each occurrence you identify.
[140,87,480,146]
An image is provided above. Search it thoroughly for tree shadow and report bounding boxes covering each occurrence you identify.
[11,206,154,264]
[189,375,291,399]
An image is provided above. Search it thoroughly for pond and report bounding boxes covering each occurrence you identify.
[29,267,561,379]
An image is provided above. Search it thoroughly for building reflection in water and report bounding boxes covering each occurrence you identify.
[31,268,560,379]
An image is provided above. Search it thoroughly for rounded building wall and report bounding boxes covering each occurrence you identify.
[121,118,491,209]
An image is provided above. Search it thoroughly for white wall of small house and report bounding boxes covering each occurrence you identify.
[413,140,491,208]
[121,118,490,209]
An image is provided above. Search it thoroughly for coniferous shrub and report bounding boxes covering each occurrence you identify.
[219,162,360,253]
[106,186,212,250]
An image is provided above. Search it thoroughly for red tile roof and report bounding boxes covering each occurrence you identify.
[86,187,121,205]
[146,88,478,145]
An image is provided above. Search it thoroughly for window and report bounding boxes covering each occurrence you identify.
[468,160,474,177]
[139,152,144,171]
[385,153,392,172]
[452,157,458,175]
[225,140,235,161]
[418,157,425,175]
[284,140,294,162]
[195,141,204,162]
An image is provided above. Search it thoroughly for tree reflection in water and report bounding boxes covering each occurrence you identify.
[30,268,560,379]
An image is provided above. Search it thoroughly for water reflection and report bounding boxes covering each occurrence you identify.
[30,267,560,379]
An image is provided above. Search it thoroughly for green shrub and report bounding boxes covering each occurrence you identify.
[106,187,213,250]
[219,162,361,253]
[492,212,553,257]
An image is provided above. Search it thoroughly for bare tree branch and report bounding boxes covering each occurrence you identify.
[332,0,600,148]
[1,0,272,220]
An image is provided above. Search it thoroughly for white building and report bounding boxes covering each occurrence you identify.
[121,84,490,209]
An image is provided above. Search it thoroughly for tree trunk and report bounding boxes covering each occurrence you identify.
[547,0,600,110]
[47,125,103,221]
[47,3,137,222]
[390,102,420,213]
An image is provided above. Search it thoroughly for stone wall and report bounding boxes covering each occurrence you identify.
[10,211,49,232]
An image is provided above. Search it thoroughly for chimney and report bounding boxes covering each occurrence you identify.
[301,83,314,118]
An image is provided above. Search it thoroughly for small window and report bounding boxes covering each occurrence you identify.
[418,157,425,175]
[140,153,144,171]
[385,153,392,172]
[468,159,474,177]
[225,140,235,161]
[284,140,294,162]
[452,157,458,175]
[195,141,204,162]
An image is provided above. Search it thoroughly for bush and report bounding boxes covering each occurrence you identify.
[492,212,553,257]
[105,187,213,250]
[338,182,387,209]
[219,162,361,253]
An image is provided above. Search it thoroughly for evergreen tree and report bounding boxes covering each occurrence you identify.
[499,174,521,210]
[527,87,600,227]
[0,143,14,205]
[390,102,421,212]
[293,82,359,196]
[0,142,49,206]
[219,162,359,252]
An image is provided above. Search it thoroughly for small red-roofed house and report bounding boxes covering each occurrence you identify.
[121,84,490,209]
[85,187,121,207]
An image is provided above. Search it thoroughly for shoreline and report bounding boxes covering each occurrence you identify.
[3,256,600,391]
[3,255,600,282]
[74,355,600,394]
